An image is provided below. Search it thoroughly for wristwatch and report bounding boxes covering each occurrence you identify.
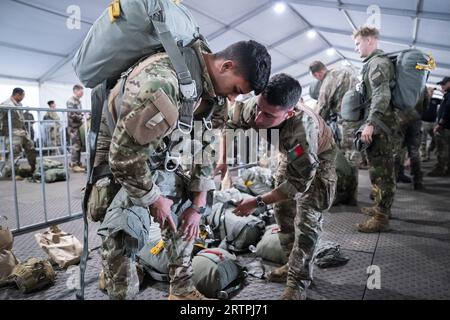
[256,196,267,208]
[190,204,206,214]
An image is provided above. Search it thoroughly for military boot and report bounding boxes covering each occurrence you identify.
[70,163,85,173]
[168,289,216,300]
[357,212,390,233]
[267,264,288,283]
[414,182,425,191]
[397,173,412,183]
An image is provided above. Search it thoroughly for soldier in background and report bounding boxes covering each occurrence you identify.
[216,74,337,300]
[310,60,359,204]
[23,107,35,142]
[420,87,439,162]
[44,101,61,156]
[352,26,398,233]
[66,84,85,172]
[0,88,36,180]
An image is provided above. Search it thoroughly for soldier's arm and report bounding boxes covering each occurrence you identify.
[367,59,392,125]
[276,117,320,199]
[109,77,179,207]
[317,79,335,121]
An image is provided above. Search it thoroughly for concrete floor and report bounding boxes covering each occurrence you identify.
[1,159,449,300]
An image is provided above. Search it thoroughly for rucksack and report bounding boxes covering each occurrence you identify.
[388,49,433,111]
[73,0,200,88]
[191,248,245,299]
[255,224,287,265]
[32,159,67,183]
[9,257,55,293]
[206,201,265,253]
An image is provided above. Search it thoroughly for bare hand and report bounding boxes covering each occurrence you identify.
[214,163,228,180]
[361,124,374,144]
[179,208,201,241]
[150,196,176,232]
[433,125,443,135]
[233,198,257,217]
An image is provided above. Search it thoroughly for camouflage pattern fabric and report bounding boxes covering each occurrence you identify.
[226,98,337,292]
[66,96,83,165]
[361,49,398,214]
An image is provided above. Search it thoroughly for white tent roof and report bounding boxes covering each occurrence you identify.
[1,0,449,91]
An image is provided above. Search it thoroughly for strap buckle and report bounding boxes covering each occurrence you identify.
[164,152,181,172]
[179,81,197,100]
[202,118,213,131]
[177,120,193,134]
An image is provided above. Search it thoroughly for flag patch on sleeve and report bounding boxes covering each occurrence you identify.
[288,144,304,161]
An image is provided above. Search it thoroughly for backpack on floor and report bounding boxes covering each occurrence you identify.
[191,248,245,299]
[9,257,56,293]
[206,202,265,253]
[255,224,287,265]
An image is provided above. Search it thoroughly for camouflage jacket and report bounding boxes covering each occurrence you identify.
[104,40,224,207]
[43,111,60,121]
[0,97,26,135]
[66,96,83,128]
[362,49,397,129]
[225,97,335,199]
[317,68,358,122]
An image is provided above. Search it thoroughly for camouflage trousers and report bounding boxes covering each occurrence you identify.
[434,128,450,172]
[69,127,82,165]
[420,121,435,159]
[1,130,36,177]
[367,132,396,214]
[394,120,423,183]
[340,121,362,166]
[274,146,337,291]
[98,188,195,300]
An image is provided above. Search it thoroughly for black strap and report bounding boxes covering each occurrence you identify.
[76,81,109,300]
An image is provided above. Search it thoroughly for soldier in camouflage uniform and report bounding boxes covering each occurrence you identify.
[352,26,398,233]
[93,39,271,300]
[23,108,35,142]
[0,88,36,179]
[394,89,428,190]
[216,74,337,300]
[310,60,359,204]
[66,84,85,172]
[44,101,61,155]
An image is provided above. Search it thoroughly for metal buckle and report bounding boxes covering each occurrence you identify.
[177,120,193,134]
[179,81,197,100]
[202,118,213,131]
[164,152,181,172]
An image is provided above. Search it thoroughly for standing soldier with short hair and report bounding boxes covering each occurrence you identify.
[352,26,398,233]
[66,84,85,172]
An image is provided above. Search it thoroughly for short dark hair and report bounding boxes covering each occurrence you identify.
[73,84,83,92]
[47,100,55,106]
[263,73,302,109]
[12,88,24,96]
[309,61,326,74]
[215,40,271,95]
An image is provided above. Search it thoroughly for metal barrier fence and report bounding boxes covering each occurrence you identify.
[0,104,91,235]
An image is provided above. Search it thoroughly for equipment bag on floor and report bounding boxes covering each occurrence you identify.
[255,224,287,265]
[9,257,55,293]
[206,202,265,253]
[192,248,244,299]
[33,159,67,183]
[0,216,13,251]
[0,250,19,283]
[35,225,83,268]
